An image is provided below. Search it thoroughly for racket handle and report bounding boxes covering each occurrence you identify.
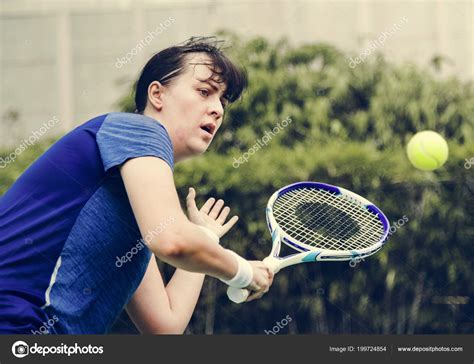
[227,287,250,303]
[226,257,280,304]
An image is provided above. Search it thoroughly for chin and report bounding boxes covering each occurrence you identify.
[188,140,210,156]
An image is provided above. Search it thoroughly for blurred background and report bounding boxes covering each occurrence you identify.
[1,0,473,334]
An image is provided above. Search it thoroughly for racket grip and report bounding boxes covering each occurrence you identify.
[227,287,250,303]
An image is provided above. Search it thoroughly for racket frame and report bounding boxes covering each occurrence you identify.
[263,181,390,273]
[227,181,390,303]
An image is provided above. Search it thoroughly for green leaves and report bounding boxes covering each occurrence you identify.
[3,33,472,334]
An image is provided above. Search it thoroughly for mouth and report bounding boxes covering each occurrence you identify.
[199,122,216,137]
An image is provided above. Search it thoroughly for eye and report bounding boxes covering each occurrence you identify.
[199,88,210,97]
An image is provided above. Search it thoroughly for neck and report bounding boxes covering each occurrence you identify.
[142,109,189,164]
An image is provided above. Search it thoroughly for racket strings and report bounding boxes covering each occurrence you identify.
[272,187,385,251]
[300,189,383,248]
[279,189,382,250]
[284,189,382,250]
[277,191,367,250]
[276,198,377,251]
[276,190,366,245]
[296,201,360,238]
[318,193,382,249]
[289,189,381,244]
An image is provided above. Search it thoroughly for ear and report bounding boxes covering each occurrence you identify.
[147,81,165,111]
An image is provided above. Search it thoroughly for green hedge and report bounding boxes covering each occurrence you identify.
[2,33,473,334]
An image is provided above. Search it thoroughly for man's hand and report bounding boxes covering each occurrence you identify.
[186,187,239,238]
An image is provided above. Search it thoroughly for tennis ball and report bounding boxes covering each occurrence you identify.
[406,131,449,171]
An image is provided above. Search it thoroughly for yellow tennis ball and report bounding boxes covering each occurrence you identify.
[406,131,449,171]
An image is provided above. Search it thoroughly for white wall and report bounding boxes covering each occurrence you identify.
[0,0,472,147]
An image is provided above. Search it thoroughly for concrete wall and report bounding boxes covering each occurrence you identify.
[0,0,472,147]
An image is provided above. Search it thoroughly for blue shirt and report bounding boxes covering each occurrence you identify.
[0,112,174,334]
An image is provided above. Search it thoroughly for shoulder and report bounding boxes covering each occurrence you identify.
[96,112,174,172]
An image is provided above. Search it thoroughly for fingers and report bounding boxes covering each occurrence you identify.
[246,284,271,302]
[216,206,230,224]
[209,199,224,219]
[220,215,239,235]
[200,197,216,214]
[194,193,236,229]
[246,291,265,302]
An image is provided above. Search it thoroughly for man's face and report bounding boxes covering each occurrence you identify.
[157,54,228,159]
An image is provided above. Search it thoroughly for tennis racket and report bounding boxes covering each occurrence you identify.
[227,181,390,303]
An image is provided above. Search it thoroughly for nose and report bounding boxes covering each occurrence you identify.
[209,97,224,120]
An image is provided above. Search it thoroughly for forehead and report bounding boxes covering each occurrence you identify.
[182,54,225,87]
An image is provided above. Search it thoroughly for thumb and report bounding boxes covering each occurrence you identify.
[186,187,199,213]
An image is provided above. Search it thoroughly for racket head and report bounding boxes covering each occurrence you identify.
[266,181,390,261]
[227,181,390,304]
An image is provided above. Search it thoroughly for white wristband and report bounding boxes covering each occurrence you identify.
[198,226,220,244]
[220,250,253,288]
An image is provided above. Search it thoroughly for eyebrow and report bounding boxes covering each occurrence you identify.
[199,79,228,99]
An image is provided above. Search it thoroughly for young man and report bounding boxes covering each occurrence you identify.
[0,37,273,334]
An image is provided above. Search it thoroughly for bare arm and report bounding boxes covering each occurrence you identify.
[120,156,237,280]
[126,255,205,334]
[121,156,273,332]
[126,186,240,334]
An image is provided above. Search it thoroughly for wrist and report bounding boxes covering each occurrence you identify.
[219,250,253,288]
[197,226,220,244]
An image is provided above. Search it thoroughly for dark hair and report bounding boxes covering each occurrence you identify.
[134,36,248,113]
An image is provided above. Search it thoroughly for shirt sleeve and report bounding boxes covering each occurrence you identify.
[96,112,174,173]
